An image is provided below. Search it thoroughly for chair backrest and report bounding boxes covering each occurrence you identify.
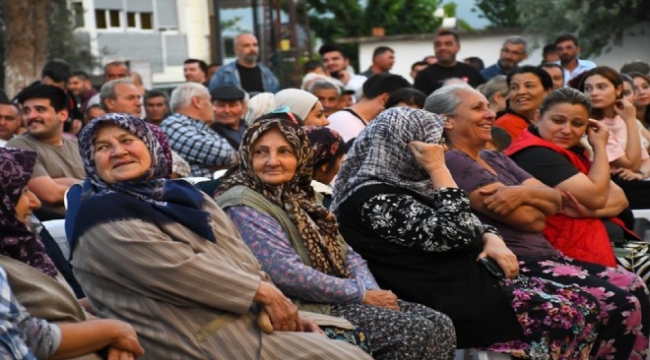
[214,169,228,179]
[41,219,71,261]
[180,177,212,185]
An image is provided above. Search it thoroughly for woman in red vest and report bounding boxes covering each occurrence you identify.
[507,88,650,285]
[493,66,553,141]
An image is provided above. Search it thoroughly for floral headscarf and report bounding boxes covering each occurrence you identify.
[74,113,216,243]
[217,118,352,278]
[304,126,345,170]
[0,147,57,277]
[330,107,447,212]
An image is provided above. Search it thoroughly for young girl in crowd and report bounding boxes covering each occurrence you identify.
[579,66,650,209]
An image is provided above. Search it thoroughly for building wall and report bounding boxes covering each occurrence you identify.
[357,23,650,83]
[97,33,164,72]
[76,0,211,86]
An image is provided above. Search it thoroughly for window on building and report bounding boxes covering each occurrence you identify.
[71,1,84,28]
[127,12,137,28]
[140,13,153,30]
[95,10,107,29]
[109,10,120,27]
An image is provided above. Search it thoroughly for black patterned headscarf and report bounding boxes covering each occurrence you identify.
[330,107,447,212]
[217,118,352,278]
[0,147,57,277]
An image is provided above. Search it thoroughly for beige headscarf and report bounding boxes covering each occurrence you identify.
[275,88,319,121]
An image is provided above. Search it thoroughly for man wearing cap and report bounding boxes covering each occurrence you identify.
[210,85,248,148]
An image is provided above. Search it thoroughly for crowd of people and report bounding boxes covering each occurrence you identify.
[1,27,650,359]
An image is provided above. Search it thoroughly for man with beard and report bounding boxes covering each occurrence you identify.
[208,33,280,94]
[318,44,367,98]
[7,85,85,219]
[481,37,528,81]
[554,33,596,84]
[414,30,484,96]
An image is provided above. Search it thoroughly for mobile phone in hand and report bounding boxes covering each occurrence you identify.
[479,258,505,278]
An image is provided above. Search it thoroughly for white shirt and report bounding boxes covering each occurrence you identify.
[555,58,596,85]
[327,109,367,142]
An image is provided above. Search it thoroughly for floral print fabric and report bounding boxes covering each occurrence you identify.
[330,300,456,360]
[519,255,650,360]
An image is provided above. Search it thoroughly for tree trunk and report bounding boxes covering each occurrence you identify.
[4,0,50,98]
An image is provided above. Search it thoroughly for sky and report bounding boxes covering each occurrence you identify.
[220,0,490,37]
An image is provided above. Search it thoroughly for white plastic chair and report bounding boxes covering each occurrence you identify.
[180,177,211,185]
[41,219,71,261]
[633,209,650,222]
[473,350,511,360]
[455,349,511,360]
[213,169,228,179]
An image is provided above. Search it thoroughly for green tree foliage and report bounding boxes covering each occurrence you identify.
[305,0,442,43]
[517,0,650,57]
[0,0,98,88]
[48,0,97,71]
[472,0,520,28]
[364,0,442,36]
[442,2,473,31]
[304,0,365,44]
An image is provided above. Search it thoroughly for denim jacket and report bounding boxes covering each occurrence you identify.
[208,61,281,94]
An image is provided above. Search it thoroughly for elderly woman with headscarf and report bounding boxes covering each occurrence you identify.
[275,88,330,126]
[0,147,144,359]
[215,118,457,359]
[70,113,372,359]
[331,107,602,358]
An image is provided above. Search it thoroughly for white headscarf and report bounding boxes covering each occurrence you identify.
[244,92,276,126]
[274,88,319,121]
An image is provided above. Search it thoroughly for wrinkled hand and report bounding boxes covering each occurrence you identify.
[613,99,637,122]
[255,282,302,332]
[105,320,145,358]
[477,233,519,279]
[586,119,610,149]
[362,289,400,311]
[479,184,523,216]
[301,318,326,335]
[409,141,447,174]
[613,167,643,181]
